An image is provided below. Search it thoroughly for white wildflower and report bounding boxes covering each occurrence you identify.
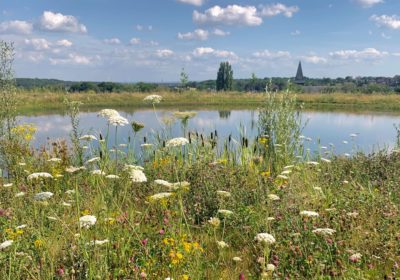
[312,228,336,236]
[130,169,147,183]
[34,192,54,201]
[307,161,319,166]
[267,217,275,222]
[149,192,173,201]
[166,137,189,147]
[143,94,162,104]
[281,170,291,175]
[79,134,97,141]
[255,233,276,245]
[105,174,120,179]
[98,109,120,118]
[108,115,129,126]
[216,240,229,249]
[154,179,172,187]
[208,217,221,227]
[16,225,27,229]
[79,215,97,229]
[3,183,12,187]
[65,166,86,173]
[15,192,25,197]
[85,157,100,165]
[0,240,13,250]
[65,189,75,195]
[47,158,61,163]
[27,172,53,180]
[91,170,105,176]
[62,202,72,207]
[89,239,109,246]
[268,194,280,201]
[300,210,319,217]
[173,111,197,120]
[168,181,190,191]
[124,164,144,171]
[266,263,276,272]
[232,256,242,262]
[320,158,331,163]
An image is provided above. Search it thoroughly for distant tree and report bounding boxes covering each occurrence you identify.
[180,68,189,90]
[216,62,233,91]
[250,72,257,92]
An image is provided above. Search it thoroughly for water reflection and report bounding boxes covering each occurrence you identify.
[20,109,400,155]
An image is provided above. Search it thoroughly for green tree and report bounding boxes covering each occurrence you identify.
[180,68,189,90]
[216,62,233,91]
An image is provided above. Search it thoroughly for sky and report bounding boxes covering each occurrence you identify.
[1,0,400,82]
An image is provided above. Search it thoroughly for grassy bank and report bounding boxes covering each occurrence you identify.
[15,91,400,114]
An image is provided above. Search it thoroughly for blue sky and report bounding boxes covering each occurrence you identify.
[1,0,400,82]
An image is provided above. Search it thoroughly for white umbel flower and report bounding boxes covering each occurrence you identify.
[300,210,319,217]
[105,174,120,179]
[91,170,106,176]
[108,115,129,126]
[217,209,233,217]
[3,183,12,187]
[0,240,13,250]
[149,192,173,201]
[154,179,172,187]
[255,233,276,245]
[85,157,100,165]
[312,228,336,236]
[217,240,229,249]
[143,94,162,104]
[166,137,189,147]
[89,239,109,246]
[268,194,280,201]
[34,192,54,201]
[98,109,120,118]
[27,172,53,180]
[130,169,147,183]
[79,134,97,141]
[217,190,231,198]
[79,215,97,229]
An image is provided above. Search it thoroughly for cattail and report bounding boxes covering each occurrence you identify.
[211,132,214,140]
[100,151,103,159]
[162,140,165,148]
[99,133,103,141]
[144,136,147,143]
[245,138,248,148]
[215,130,218,137]
[228,134,231,143]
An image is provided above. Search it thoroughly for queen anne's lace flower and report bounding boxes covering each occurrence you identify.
[217,209,233,216]
[130,169,147,183]
[143,94,162,104]
[312,228,336,236]
[79,134,97,141]
[255,233,276,245]
[0,240,13,250]
[300,210,319,217]
[79,215,97,229]
[98,109,119,118]
[166,137,189,147]
[34,192,54,201]
[108,115,129,126]
[27,172,53,180]
[149,192,173,201]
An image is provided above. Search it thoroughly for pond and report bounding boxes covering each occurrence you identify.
[19,108,400,156]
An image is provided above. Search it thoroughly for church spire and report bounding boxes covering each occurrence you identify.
[295,61,305,85]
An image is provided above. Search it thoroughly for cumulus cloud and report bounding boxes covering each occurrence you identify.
[291,30,301,36]
[354,0,383,8]
[177,0,205,6]
[56,39,73,47]
[49,53,96,65]
[155,49,174,58]
[0,20,33,34]
[370,15,400,30]
[301,55,327,64]
[329,48,388,60]
[24,38,51,51]
[193,5,262,26]
[253,50,291,59]
[178,29,209,40]
[39,11,87,33]
[104,38,121,45]
[192,47,237,59]
[259,3,299,18]
[213,28,230,36]
[129,38,141,45]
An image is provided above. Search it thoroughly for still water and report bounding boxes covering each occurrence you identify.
[20,109,400,155]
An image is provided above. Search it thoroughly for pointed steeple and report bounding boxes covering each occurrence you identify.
[295,61,305,85]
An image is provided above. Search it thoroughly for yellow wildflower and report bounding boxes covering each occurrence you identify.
[34,239,44,248]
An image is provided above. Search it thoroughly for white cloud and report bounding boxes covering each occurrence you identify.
[192,47,237,59]
[39,11,87,33]
[24,38,51,51]
[253,50,291,59]
[259,3,299,18]
[56,39,73,47]
[213,28,230,36]
[178,29,209,40]
[130,38,141,45]
[329,48,388,60]
[354,0,383,8]
[0,20,32,34]
[301,55,327,64]
[370,15,400,30]
[193,5,262,26]
[49,53,95,65]
[155,49,174,58]
[104,38,121,45]
[177,0,205,6]
[136,24,143,31]
[381,32,391,39]
[291,30,301,36]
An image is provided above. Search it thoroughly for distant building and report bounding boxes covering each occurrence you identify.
[294,61,305,85]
